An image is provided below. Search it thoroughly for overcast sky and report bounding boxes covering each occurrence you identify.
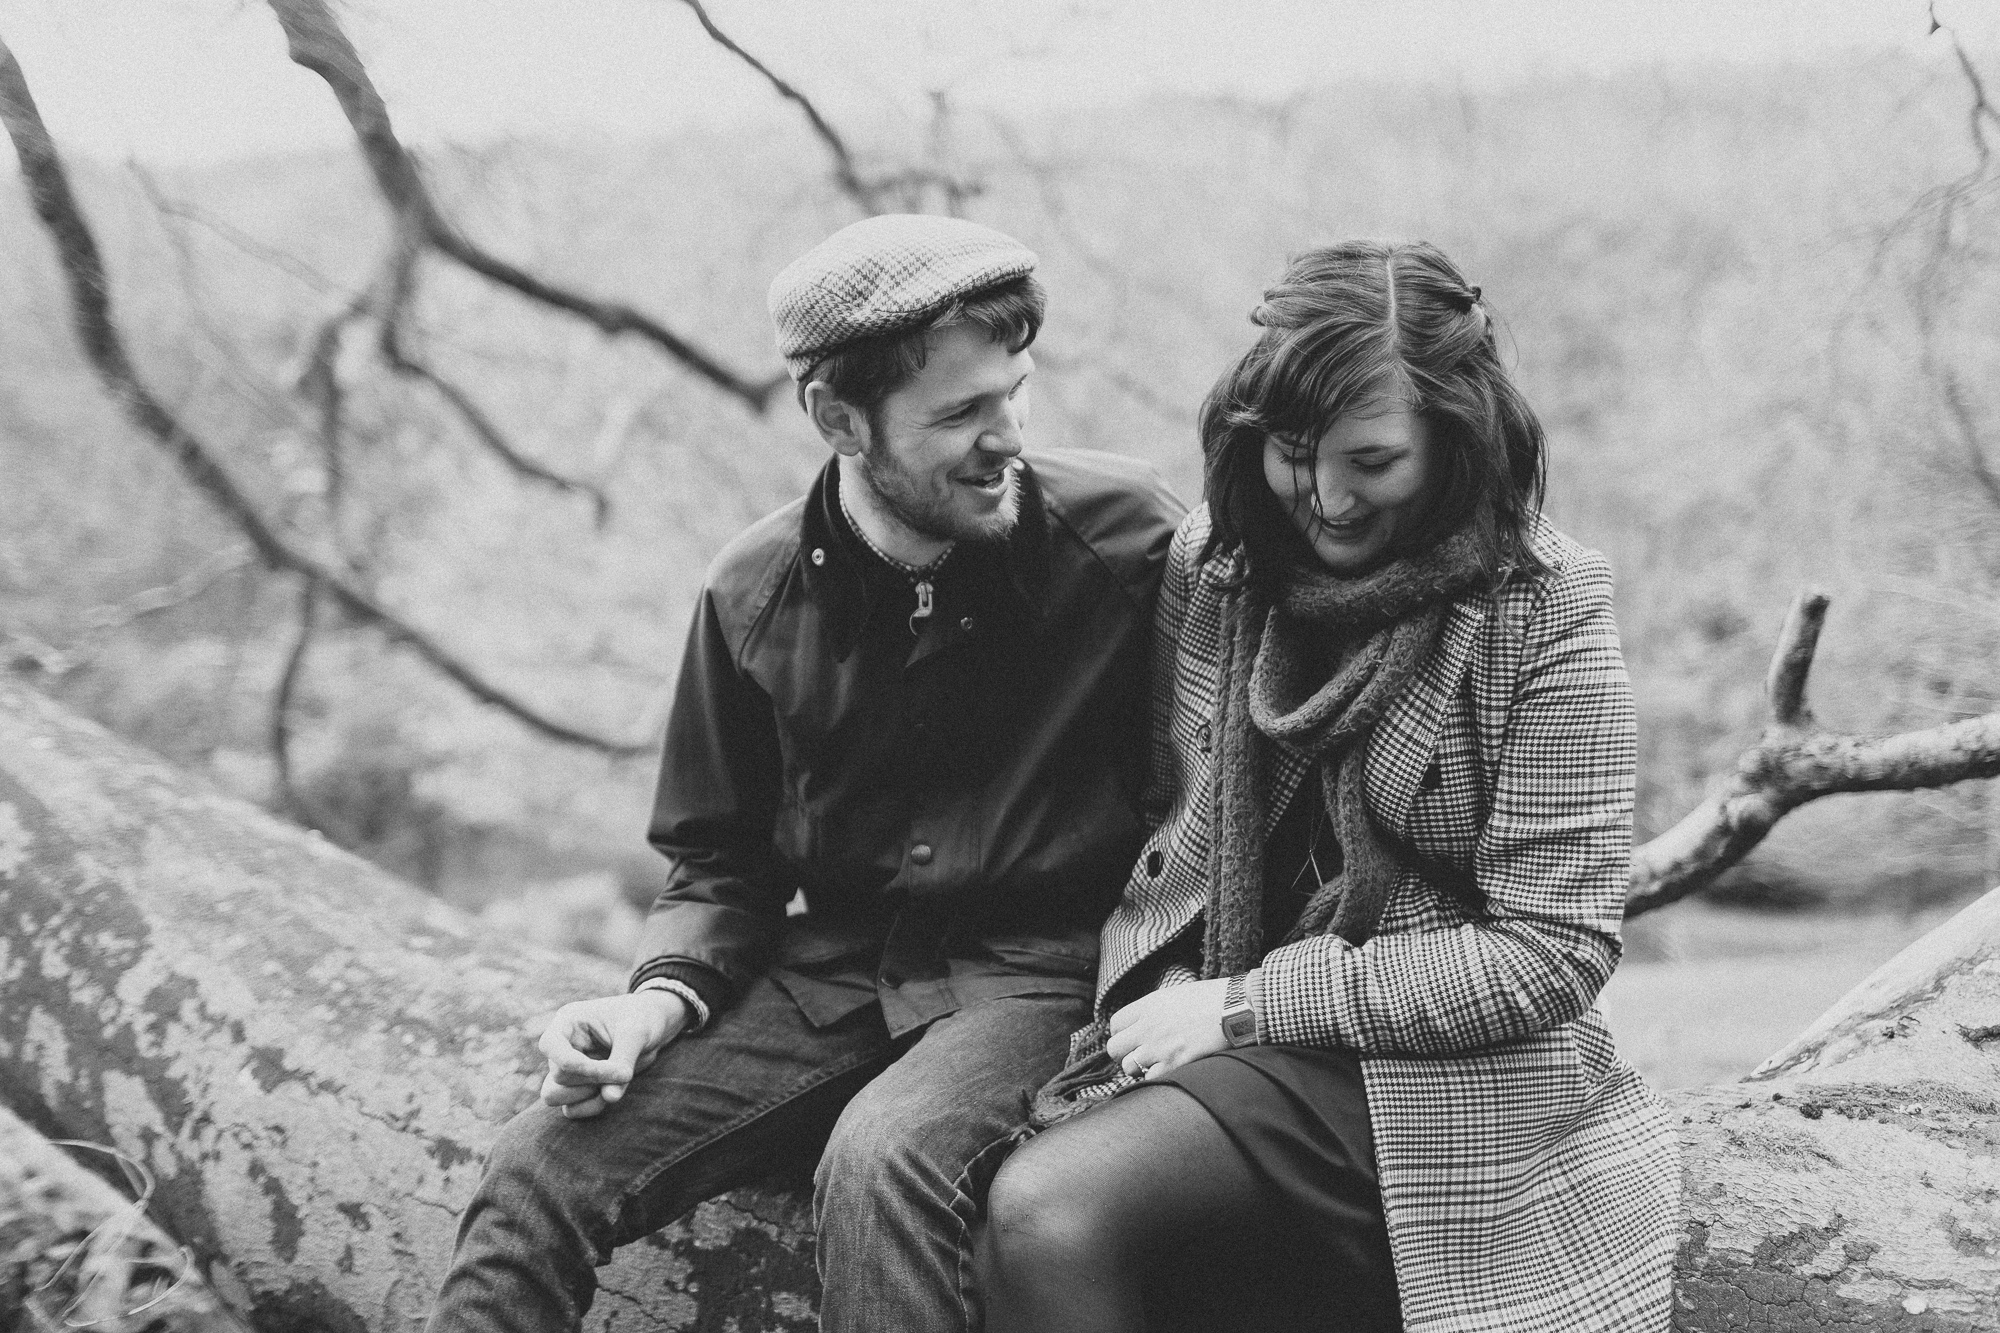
[2,0,1996,166]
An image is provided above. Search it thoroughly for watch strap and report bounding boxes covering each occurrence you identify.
[1220,974,1258,1047]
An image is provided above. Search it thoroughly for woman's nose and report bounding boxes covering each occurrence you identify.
[1314,464,1358,519]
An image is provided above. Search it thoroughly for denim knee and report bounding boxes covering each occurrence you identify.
[474,1104,614,1243]
[814,1094,943,1204]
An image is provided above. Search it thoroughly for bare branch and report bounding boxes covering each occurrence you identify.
[77,544,254,631]
[1936,365,2000,511]
[262,0,786,412]
[1628,589,2000,916]
[373,239,612,523]
[130,163,344,297]
[270,578,321,819]
[672,0,876,209]
[1935,2,2000,168]
[0,39,650,756]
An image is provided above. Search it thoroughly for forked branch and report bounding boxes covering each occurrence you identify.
[1626,589,2000,915]
[263,0,787,411]
[0,38,649,756]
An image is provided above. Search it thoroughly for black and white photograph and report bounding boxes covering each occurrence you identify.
[2,2,1998,1329]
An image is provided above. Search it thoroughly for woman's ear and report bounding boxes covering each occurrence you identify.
[803,382,869,457]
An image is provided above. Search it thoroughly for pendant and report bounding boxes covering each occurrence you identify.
[909,579,934,635]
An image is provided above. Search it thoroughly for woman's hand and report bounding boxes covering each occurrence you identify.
[1105,977,1233,1080]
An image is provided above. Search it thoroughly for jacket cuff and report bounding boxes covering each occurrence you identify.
[629,958,732,1018]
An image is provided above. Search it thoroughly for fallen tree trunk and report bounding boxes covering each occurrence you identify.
[0,680,815,1333]
[1,671,1997,1331]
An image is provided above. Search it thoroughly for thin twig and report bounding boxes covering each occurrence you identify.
[77,545,255,631]
[0,40,649,756]
[1936,366,2000,512]
[129,164,344,296]
[373,237,612,523]
[1935,2,2000,168]
[270,578,320,819]
[672,0,876,210]
[262,0,786,412]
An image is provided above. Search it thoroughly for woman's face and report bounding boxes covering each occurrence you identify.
[1263,401,1437,574]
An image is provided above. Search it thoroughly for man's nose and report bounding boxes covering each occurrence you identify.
[981,404,1026,458]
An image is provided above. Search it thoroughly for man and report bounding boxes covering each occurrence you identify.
[430,213,1183,1333]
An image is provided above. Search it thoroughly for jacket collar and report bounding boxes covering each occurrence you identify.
[798,457,1052,660]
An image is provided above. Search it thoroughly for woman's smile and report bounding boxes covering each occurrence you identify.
[1263,400,1437,573]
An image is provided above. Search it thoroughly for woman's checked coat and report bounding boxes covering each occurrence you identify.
[1098,506,1680,1333]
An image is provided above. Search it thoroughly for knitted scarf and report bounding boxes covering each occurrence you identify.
[1029,530,1485,1127]
[1203,528,1487,977]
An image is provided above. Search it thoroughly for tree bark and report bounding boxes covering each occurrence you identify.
[1,672,1996,1331]
[0,680,814,1333]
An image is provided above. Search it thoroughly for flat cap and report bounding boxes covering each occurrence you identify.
[769,213,1038,380]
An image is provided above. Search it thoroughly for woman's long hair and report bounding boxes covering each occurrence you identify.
[1200,240,1549,586]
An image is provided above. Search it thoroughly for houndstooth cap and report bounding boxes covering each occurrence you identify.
[769,214,1038,381]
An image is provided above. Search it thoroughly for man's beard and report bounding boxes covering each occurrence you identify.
[856,446,1022,545]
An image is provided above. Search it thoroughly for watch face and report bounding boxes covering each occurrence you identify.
[1222,1009,1258,1046]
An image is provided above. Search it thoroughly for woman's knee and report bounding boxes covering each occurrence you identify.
[981,1134,1122,1264]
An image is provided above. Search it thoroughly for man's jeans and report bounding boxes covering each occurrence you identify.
[429,973,1087,1333]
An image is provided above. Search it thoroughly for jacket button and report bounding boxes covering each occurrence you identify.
[910,843,934,866]
[960,616,974,632]
[810,547,826,566]
[1146,849,1163,878]
[1198,723,1213,753]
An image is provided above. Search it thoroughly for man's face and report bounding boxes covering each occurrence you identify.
[855,324,1032,545]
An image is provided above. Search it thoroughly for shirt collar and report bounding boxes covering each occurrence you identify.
[797,458,1052,660]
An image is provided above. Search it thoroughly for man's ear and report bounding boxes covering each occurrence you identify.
[803,382,869,458]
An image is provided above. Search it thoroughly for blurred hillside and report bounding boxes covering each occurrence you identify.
[3,48,1997,924]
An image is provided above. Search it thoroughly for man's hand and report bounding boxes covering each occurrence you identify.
[1104,977,1231,1081]
[538,989,689,1119]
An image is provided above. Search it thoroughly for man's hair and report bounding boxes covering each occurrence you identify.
[1199,239,1549,585]
[798,275,1046,432]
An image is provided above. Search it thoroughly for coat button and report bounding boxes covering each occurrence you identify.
[1146,849,1164,877]
[960,616,974,632]
[810,547,826,566]
[910,843,934,866]
[1198,723,1213,753]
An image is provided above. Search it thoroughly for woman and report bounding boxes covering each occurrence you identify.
[974,241,1679,1333]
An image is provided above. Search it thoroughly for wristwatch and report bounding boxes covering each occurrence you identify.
[1220,974,1258,1048]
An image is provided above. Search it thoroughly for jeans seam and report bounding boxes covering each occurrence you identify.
[618,1044,889,1223]
[946,1124,1033,1333]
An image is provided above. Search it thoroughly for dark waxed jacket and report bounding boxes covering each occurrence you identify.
[633,450,1185,1035]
